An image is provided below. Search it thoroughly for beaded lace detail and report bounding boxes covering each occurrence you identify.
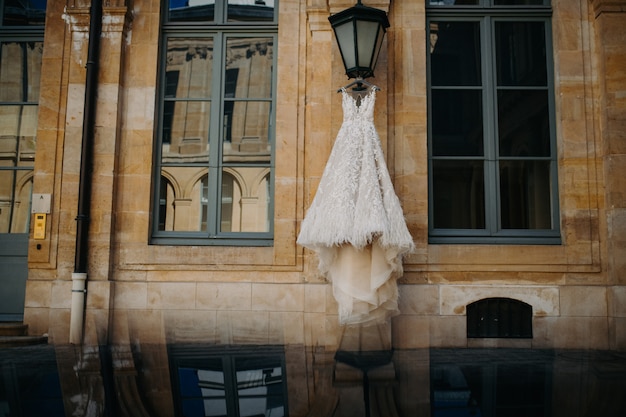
[297,88,414,325]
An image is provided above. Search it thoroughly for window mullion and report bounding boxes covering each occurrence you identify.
[482,15,500,234]
[206,32,225,236]
[214,0,227,24]
[544,19,560,232]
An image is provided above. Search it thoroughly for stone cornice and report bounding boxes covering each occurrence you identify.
[589,0,626,17]
[307,0,391,32]
[329,0,390,14]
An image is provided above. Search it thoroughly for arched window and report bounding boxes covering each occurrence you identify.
[467,297,533,338]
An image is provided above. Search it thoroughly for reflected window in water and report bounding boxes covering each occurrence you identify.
[170,346,287,417]
[431,349,552,417]
[1,345,626,416]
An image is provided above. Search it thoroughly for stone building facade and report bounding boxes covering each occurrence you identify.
[1,0,624,351]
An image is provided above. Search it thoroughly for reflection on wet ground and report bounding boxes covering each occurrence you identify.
[1,343,625,417]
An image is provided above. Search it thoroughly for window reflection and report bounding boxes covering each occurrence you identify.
[227,0,275,22]
[168,0,276,23]
[431,350,552,417]
[495,21,547,87]
[171,347,287,417]
[428,0,547,5]
[158,168,270,233]
[161,101,211,162]
[158,169,208,232]
[431,90,483,157]
[1,0,47,26]
[220,169,270,233]
[498,90,550,157]
[429,21,481,87]
[428,1,479,6]
[169,0,215,22]
[225,37,273,99]
[432,160,485,229]
[499,160,552,229]
[165,38,214,99]
[0,172,32,233]
[157,4,274,240]
[0,41,42,234]
[157,34,272,236]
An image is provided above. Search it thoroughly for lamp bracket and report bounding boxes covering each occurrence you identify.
[338,77,381,93]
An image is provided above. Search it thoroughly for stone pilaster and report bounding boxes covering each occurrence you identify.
[590,0,626,348]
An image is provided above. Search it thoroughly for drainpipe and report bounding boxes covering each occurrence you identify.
[69,0,102,344]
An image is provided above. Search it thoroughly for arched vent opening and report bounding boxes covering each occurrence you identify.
[467,297,533,338]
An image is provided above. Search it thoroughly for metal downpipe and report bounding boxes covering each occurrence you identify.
[69,0,102,344]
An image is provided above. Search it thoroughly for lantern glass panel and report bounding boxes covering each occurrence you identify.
[334,21,356,70]
[356,20,379,69]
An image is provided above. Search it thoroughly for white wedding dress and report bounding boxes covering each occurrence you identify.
[297,87,414,326]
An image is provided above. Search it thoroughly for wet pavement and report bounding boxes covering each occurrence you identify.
[1,344,625,416]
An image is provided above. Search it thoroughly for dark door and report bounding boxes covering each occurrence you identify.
[0,234,29,321]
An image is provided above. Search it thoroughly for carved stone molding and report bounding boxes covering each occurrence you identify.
[307,0,331,32]
[307,0,392,32]
[329,0,390,14]
[589,0,626,17]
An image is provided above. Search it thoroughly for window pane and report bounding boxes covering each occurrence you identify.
[1,41,43,102]
[496,21,547,87]
[158,169,208,231]
[0,170,32,233]
[221,168,270,232]
[168,0,215,23]
[227,0,275,22]
[161,101,211,163]
[432,90,483,156]
[197,368,227,417]
[427,1,480,5]
[165,38,214,99]
[432,160,485,229]
[223,101,271,160]
[430,21,481,86]
[0,105,38,167]
[494,0,547,5]
[2,0,46,26]
[499,160,552,229]
[498,89,549,157]
[225,37,273,98]
[235,358,284,417]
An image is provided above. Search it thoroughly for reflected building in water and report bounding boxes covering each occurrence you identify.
[2,342,626,416]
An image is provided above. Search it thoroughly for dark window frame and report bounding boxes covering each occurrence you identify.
[426,1,561,244]
[151,0,277,246]
[0,0,45,235]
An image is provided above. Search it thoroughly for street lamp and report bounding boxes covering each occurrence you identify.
[328,0,390,82]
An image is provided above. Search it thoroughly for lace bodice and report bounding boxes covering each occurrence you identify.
[341,87,376,123]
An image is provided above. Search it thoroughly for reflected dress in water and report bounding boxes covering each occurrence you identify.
[297,87,414,326]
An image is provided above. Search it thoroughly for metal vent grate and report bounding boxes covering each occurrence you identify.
[467,297,533,338]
